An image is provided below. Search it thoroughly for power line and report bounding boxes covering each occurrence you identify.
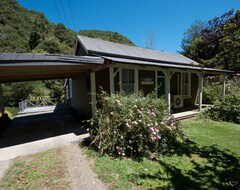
[59,0,69,28]
[53,0,64,24]
[67,0,77,31]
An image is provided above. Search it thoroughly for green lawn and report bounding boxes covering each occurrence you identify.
[85,119,240,190]
[0,149,69,190]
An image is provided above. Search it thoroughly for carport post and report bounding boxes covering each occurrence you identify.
[0,83,4,116]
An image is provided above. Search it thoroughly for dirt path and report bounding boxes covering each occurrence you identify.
[62,143,107,190]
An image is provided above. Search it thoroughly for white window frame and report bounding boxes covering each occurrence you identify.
[120,68,135,94]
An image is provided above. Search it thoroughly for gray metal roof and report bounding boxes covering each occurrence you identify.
[0,53,105,83]
[77,35,199,66]
[102,56,232,73]
[0,53,104,66]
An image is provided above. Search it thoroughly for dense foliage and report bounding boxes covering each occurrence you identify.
[203,93,240,123]
[202,76,222,104]
[181,9,240,71]
[0,0,135,54]
[2,80,64,107]
[202,76,240,123]
[89,92,185,159]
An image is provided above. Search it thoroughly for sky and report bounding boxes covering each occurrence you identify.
[17,0,240,53]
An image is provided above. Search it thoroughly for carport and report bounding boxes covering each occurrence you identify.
[0,53,104,155]
[0,53,104,115]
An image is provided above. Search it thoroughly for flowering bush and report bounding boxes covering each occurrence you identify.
[89,91,185,158]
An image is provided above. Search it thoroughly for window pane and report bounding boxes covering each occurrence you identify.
[121,69,135,94]
[181,73,189,95]
[182,84,188,95]
[122,69,128,83]
[129,69,134,83]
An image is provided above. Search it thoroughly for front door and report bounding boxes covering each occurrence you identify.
[157,77,165,97]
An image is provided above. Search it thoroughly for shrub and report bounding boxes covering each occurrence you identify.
[203,93,240,123]
[226,76,240,94]
[202,76,222,104]
[203,83,221,104]
[88,91,185,159]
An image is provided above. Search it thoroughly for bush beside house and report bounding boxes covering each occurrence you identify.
[88,91,185,159]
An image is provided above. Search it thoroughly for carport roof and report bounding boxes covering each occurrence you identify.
[0,53,104,65]
[0,53,104,83]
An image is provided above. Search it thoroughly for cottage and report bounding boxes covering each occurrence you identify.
[68,36,231,117]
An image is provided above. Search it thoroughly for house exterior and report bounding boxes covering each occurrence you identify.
[69,35,231,117]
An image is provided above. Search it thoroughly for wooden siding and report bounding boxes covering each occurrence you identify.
[75,43,88,56]
[71,74,92,117]
[114,68,120,92]
[96,68,110,93]
[184,73,199,105]
[171,72,179,95]
[138,70,155,95]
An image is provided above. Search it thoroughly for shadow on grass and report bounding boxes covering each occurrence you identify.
[132,140,240,190]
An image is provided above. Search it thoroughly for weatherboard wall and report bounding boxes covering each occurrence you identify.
[138,70,155,95]
[95,68,110,93]
[71,74,91,117]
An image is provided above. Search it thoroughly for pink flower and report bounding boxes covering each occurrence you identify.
[115,99,122,106]
[150,112,156,117]
[132,121,138,125]
[125,123,131,129]
[137,109,142,115]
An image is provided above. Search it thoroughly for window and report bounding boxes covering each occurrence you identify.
[122,69,134,94]
[181,73,189,96]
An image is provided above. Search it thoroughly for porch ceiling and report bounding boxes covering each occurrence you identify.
[0,53,104,83]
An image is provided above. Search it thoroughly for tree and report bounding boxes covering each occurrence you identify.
[54,23,75,47]
[29,14,50,50]
[2,82,42,107]
[181,9,240,71]
[144,32,156,49]
[181,20,205,55]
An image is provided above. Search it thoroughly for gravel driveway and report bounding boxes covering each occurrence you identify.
[63,143,107,190]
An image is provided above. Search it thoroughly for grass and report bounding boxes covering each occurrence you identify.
[4,107,18,119]
[85,118,240,190]
[182,118,240,156]
[0,149,69,190]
